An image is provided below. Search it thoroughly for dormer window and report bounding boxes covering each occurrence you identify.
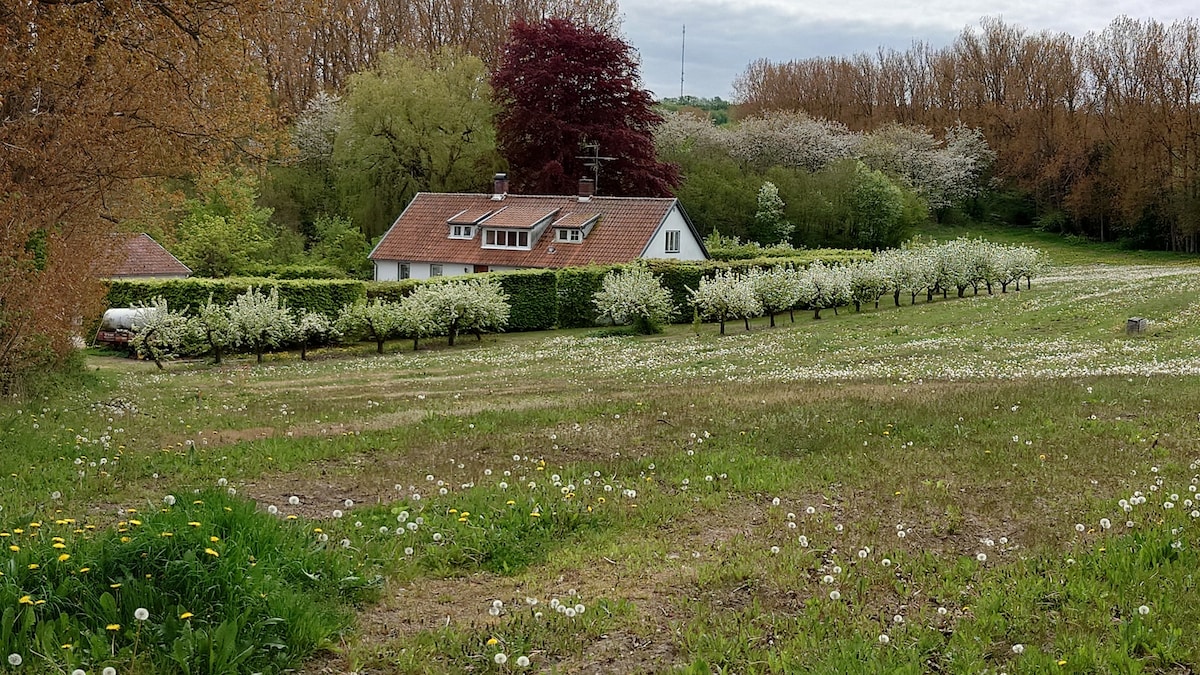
[447,207,494,239]
[450,224,475,239]
[555,228,583,243]
[483,229,530,249]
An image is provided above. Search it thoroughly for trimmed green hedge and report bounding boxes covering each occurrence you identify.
[106,278,366,315]
[556,266,615,328]
[709,245,874,263]
[365,280,423,304]
[495,269,557,332]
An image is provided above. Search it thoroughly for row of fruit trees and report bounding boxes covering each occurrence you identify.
[123,238,1043,364]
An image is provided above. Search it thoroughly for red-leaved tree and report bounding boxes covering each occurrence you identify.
[491,19,679,197]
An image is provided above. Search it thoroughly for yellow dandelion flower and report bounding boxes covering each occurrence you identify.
[110,583,122,589]
[460,511,469,517]
[457,517,467,522]
[449,509,458,514]
[61,643,72,649]
[180,611,194,619]
[18,595,33,605]
[52,536,65,542]
[27,563,39,570]
[209,536,220,543]
[530,512,541,518]
[160,532,173,537]
[187,522,201,527]
[224,507,232,512]
[313,528,323,533]
[57,554,70,562]
[205,548,219,557]
[29,522,40,528]
[0,532,8,537]
[192,500,204,505]
[120,536,131,543]
[13,528,23,534]
[128,519,142,526]
[486,637,499,646]
[506,500,515,505]
[127,509,137,513]
[79,567,90,573]
[286,515,297,520]
[8,545,18,552]
[106,623,120,631]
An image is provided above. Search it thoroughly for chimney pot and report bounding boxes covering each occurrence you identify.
[492,173,508,200]
[578,177,595,202]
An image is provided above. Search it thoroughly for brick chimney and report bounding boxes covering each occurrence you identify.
[492,173,509,201]
[577,177,595,202]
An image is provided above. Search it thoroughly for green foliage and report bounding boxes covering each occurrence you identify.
[227,287,295,363]
[128,298,189,369]
[555,266,612,328]
[415,277,510,345]
[657,96,732,125]
[492,270,557,332]
[172,172,299,277]
[335,50,501,238]
[241,264,347,280]
[0,490,378,674]
[304,214,372,279]
[335,299,408,353]
[849,162,913,249]
[107,279,366,317]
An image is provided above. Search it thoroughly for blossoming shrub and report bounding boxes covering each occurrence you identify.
[592,264,677,334]
[0,490,380,674]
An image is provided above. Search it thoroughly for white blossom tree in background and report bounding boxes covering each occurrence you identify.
[228,287,295,363]
[754,182,793,245]
[592,264,677,334]
[849,260,891,311]
[689,270,762,334]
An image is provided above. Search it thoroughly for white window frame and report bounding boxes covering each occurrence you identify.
[449,225,475,239]
[665,230,681,254]
[430,264,443,277]
[399,263,410,280]
[555,229,583,243]
[482,229,530,249]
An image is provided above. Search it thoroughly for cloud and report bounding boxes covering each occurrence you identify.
[620,0,1198,99]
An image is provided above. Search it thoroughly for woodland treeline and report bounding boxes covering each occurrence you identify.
[735,17,1200,251]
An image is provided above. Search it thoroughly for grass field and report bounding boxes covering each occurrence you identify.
[4,230,1200,673]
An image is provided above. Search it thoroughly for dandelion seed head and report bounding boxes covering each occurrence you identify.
[878,634,890,644]
[1012,644,1025,654]
[134,607,149,621]
[517,655,531,667]
[1138,604,1151,615]
[8,654,22,666]
[494,653,508,665]
[829,590,841,601]
[288,495,300,506]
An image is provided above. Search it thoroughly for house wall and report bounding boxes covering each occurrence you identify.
[374,260,493,281]
[641,208,707,260]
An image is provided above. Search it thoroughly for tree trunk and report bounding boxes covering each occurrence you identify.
[300,340,308,361]
[448,321,458,347]
[957,287,965,298]
[719,318,725,335]
[770,312,776,327]
[789,308,795,322]
[854,300,861,312]
[256,347,264,364]
[413,337,420,350]
[1001,280,1009,293]
[893,290,901,307]
[743,316,750,331]
[813,308,822,320]
[376,337,385,354]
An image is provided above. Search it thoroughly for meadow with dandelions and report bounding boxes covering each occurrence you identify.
[5,234,1200,673]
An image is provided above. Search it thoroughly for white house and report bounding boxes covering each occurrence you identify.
[369,175,708,281]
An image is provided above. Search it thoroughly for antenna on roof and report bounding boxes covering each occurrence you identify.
[681,24,686,99]
[576,142,616,195]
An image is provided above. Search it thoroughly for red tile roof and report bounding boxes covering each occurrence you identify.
[109,233,191,278]
[370,193,697,268]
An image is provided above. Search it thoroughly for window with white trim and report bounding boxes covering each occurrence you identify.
[430,264,443,277]
[483,229,530,248]
[449,225,475,239]
[399,263,410,280]
[665,230,681,254]
[555,229,583,243]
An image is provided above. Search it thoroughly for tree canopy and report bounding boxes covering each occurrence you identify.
[491,18,679,197]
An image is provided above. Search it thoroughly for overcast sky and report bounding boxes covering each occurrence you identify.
[617,0,1198,100]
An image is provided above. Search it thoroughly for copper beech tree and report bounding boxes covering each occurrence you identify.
[0,0,276,390]
[491,18,679,197]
